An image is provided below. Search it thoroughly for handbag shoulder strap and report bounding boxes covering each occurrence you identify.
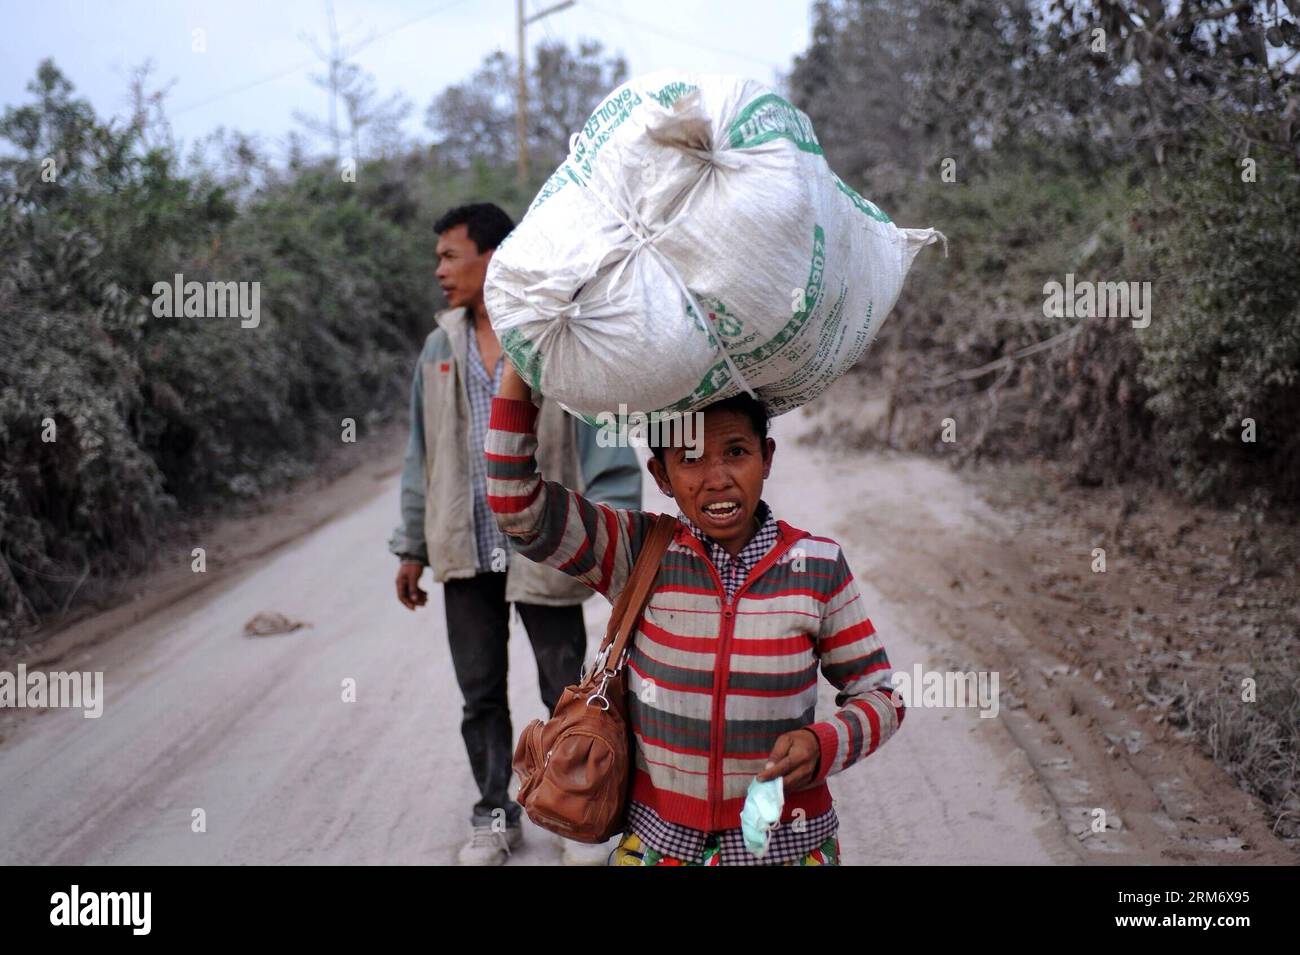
[598,512,678,676]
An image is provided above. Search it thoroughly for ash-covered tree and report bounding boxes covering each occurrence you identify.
[425,37,628,174]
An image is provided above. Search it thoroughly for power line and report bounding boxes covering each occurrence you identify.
[581,0,784,73]
[349,0,476,55]
[532,0,560,42]
[172,0,474,116]
[173,56,320,115]
[585,1,649,73]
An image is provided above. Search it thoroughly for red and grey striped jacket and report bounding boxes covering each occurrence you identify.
[486,396,905,833]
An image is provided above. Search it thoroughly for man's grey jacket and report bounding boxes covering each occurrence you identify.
[388,307,641,606]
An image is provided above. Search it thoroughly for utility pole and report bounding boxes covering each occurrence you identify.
[516,0,575,193]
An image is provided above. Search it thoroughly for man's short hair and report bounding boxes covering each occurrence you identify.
[649,392,771,463]
[433,203,515,254]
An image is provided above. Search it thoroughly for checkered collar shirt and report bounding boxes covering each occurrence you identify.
[625,498,837,864]
[465,322,512,572]
[676,498,779,603]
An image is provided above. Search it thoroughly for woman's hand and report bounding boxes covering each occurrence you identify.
[756,728,822,791]
[498,357,535,402]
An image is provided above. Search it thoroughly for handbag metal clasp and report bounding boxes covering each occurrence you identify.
[585,643,613,682]
[586,671,612,710]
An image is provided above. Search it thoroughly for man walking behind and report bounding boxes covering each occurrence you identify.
[389,203,640,865]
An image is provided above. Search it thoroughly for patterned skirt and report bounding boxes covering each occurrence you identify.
[609,831,840,866]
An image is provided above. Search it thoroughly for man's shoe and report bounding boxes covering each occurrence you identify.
[505,816,524,851]
[459,820,521,866]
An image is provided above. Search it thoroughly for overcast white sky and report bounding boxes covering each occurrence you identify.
[0,0,813,156]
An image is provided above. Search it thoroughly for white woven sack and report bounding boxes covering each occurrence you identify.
[485,70,945,422]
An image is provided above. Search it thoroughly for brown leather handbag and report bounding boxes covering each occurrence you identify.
[511,513,678,843]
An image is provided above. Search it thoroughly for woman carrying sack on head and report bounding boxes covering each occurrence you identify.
[487,360,905,865]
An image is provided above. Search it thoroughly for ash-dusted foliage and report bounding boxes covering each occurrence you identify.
[1133,134,1300,505]
[0,62,441,633]
[789,0,1300,506]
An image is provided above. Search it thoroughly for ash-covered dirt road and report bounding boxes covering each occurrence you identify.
[0,398,1285,865]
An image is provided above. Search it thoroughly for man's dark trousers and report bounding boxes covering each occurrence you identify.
[443,571,587,826]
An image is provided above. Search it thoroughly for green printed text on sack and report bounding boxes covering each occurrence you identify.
[727,94,823,154]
